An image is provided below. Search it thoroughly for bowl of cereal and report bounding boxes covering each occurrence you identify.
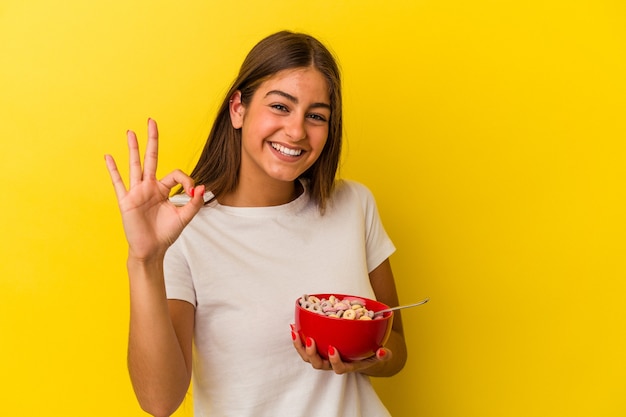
[294,293,394,361]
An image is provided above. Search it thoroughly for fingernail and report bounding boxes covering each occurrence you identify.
[289,324,295,331]
[306,337,312,348]
[291,331,297,341]
[190,187,195,197]
[377,349,387,359]
[328,345,335,356]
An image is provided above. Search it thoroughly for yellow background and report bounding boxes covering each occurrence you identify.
[1,0,624,416]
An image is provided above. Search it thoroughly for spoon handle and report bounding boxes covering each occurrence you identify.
[374,297,430,316]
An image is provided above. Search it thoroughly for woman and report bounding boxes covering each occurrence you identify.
[105,31,406,417]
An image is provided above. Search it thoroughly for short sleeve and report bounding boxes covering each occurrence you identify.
[347,181,396,272]
[163,240,197,306]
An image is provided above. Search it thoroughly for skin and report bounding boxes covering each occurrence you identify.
[223,67,331,206]
[104,67,406,416]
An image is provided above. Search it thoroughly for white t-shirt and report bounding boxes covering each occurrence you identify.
[164,179,396,417]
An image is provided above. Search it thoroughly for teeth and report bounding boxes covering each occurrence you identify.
[271,142,302,156]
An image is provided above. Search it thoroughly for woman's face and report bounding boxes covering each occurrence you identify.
[230,67,331,187]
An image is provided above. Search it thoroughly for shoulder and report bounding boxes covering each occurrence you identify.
[332,179,377,205]
[334,178,372,195]
[324,179,382,219]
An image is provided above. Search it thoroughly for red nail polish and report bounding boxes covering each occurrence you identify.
[306,337,312,348]
[291,331,296,341]
[190,187,195,197]
[328,345,335,356]
[378,349,387,358]
[290,324,295,331]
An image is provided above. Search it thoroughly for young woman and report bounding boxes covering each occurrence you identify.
[105,31,406,417]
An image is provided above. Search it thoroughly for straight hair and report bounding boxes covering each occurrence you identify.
[189,31,343,212]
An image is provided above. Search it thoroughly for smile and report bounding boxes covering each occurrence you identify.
[270,142,303,157]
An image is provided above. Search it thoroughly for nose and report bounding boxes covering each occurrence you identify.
[285,115,306,141]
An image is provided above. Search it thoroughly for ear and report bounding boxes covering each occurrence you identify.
[229,91,245,129]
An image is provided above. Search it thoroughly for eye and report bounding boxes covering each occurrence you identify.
[307,113,328,123]
[270,104,289,112]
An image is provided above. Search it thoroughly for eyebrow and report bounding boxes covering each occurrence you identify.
[265,90,331,110]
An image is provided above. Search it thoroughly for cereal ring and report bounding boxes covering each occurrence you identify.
[308,296,321,304]
[342,309,356,320]
[334,302,349,311]
[355,308,368,319]
[305,303,322,313]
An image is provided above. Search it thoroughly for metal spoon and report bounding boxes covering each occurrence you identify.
[373,297,430,317]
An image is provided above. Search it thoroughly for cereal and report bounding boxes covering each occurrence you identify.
[343,309,356,320]
[298,294,385,321]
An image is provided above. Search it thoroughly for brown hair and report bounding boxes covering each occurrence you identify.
[189,30,343,211]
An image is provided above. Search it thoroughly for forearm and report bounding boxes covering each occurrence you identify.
[127,258,191,417]
[363,259,408,377]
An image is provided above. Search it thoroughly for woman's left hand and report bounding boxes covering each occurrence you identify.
[291,326,391,374]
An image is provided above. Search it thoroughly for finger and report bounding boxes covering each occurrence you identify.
[291,326,302,348]
[328,347,390,375]
[292,332,333,371]
[376,347,392,362]
[324,345,336,371]
[304,337,325,369]
[127,130,142,188]
[176,185,206,226]
[327,345,339,367]
[104,154,128,201]
[290,327,309,361]
[143,118,159,180]
[160,169,196,195]
[327,345,350,374]
[344,348,391,374]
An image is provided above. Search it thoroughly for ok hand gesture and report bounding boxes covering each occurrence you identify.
[105,119,205,262]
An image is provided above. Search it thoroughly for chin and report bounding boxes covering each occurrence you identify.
[265,168,307,183]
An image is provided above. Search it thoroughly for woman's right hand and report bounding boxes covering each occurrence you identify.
[105,118,205,262]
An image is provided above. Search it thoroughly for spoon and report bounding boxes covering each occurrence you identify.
[373,297,430,317]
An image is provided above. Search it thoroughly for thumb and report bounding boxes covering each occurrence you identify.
[177,185,206,225]
[376,347,392,362]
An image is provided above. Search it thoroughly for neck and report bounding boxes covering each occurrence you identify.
[218,178,303,207]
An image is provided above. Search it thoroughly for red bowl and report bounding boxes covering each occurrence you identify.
[294,293,394,361]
